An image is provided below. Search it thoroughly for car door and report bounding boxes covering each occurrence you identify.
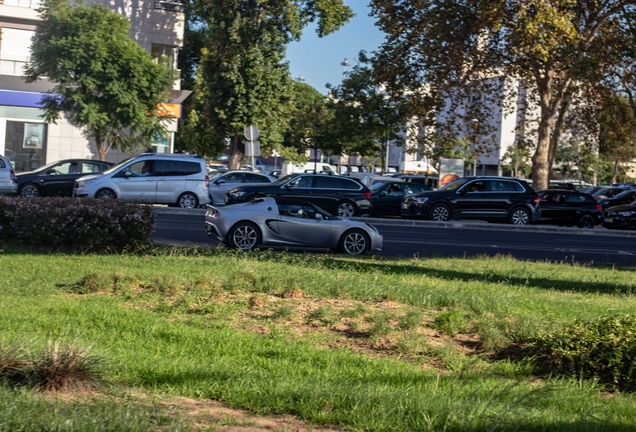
[275,203,332,247]
[373,182,407,216]
[453,180,493,219]
[209,172,244,205]
[540,191,568,222]
[284,174,316,203]
[116,160,157,202]
[39,161,80,196]
[154,160,187,204]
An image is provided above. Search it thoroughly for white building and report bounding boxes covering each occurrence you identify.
[0,0,188,172]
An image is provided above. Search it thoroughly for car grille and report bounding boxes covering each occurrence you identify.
[604,210,617,218]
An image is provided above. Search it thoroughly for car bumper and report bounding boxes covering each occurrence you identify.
[602,217,636,229]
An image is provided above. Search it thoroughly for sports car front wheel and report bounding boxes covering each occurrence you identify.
[339,229,370,255]
[228,222,261,251]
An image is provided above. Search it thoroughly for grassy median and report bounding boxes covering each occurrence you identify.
[1,245,635,431]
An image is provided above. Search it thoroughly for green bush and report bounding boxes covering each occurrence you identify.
[526,314,636,390]
[0,197,154,251]
[434,310,467,336]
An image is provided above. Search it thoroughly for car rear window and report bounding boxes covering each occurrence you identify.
[489,180,524,192]
[245,173,271,183]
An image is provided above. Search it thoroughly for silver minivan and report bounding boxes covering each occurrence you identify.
[73,154,210,208]
[0,155,18,196]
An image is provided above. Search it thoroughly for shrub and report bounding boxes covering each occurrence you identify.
[526,314,636,391]
[0,197,154,251]
[0,339,102,391]
[434,310,467,336]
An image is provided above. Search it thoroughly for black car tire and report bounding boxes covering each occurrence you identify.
[19,183,40,198]
[339,229,370,255]
[228,222,261,251]
[337,200,357,217]
[95,188,117,199]
[578,214,595,229]
[508,207,530,225]
[429,203,451,222]
[178,192,199,209]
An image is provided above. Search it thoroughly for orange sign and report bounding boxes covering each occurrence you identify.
[157,103,181,118]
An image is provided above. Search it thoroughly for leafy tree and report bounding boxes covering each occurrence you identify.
[282,81,334,165]
[193,0,354,169]
[327,53,411,174]
[370,0,636,190]
[25,0,174,161]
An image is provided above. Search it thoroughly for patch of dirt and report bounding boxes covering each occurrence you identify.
[174,396,342,431]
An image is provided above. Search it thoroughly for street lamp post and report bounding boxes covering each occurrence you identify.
[471,119,479,176]
[341,58,351,79]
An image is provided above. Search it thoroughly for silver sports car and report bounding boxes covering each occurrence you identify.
[204,197,383,255]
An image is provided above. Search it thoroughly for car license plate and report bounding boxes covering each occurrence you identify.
[604,217,615,223]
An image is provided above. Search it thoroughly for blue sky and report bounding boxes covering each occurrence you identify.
[285,2,385,94]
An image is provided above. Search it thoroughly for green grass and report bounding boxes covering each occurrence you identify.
[1,246,635,431]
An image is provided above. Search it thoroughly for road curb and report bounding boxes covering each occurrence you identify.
[151,206,636,238]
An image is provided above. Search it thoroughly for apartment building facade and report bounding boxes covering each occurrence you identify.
[0,0,187,172]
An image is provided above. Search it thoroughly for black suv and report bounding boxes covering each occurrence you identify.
[225,173,373,217]
[401,176,541,224]
[536,190,602,228]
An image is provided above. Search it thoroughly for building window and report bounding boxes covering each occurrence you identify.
[151,44,175,69]
[154,0,184,13]
[5,121,47,172]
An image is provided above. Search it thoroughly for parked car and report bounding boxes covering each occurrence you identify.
[73,153,210,208]
[535,190,602,228]
[401,176,541,225]
[225,173,373,217]
[389,173,438,189]
[208,170,276,205]
[592,186,633,200]
[370,181,431,217]
[205,197,383,255]
[602,204,636,229]
[580,186,607,195]
[16,159,113,198]
[0,154,18,196]
[597,189,636,210]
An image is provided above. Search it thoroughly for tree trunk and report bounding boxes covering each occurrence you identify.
[531,117,552,191]
[228,135,244,170]
[94,129,106,161]
[612,159,620,184]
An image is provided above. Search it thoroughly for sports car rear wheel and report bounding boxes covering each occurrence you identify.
[228,222,261,251]
[339,229,370,255]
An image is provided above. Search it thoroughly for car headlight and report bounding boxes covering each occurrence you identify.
[229,191,247,198]
[77,178,97,186]
[413,197,429,204]
[618,211,636,216]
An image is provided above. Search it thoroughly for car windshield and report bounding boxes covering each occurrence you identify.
[612,190,635,199]
[438,177,470,191]
[102,157,133,175]
[210,172,226,181]
[35,160,70,172]
[271,174,297,185]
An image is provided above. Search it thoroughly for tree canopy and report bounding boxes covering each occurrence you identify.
[25,0,174,161]
[371,0,636,189]
[190,0,354,169]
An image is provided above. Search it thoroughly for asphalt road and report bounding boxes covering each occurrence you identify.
[152,209,636,267]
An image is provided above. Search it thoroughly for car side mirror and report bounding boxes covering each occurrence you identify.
[457,189,466,195]
[124,170,133,177]
[46,169,56,175]
[315,213,323,221]
[215,180,225,185]
[380,191,387,197]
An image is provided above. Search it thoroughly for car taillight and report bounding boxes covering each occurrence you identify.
[204,174,209,188]
[533,196,541,203]
[10,170,16,182]
[364,191,371,199]
[596,204,602,212]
